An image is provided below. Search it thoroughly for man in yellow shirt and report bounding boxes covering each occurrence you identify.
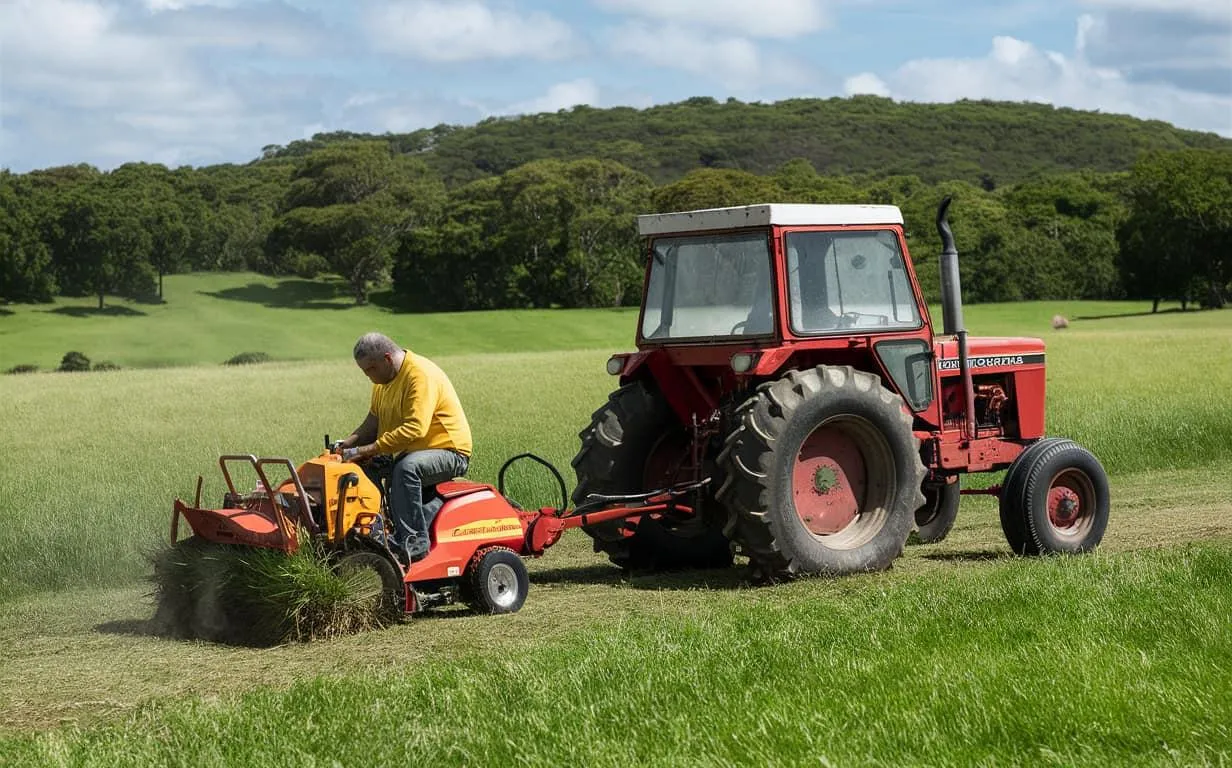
[337,332,473,564]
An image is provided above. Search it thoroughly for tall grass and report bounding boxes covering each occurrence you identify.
[150,536,395,646]
[3,544,1230,766]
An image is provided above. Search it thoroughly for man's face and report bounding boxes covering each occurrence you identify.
[357,352,396,385]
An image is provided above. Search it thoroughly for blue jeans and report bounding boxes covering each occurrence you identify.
[377,449,469,561]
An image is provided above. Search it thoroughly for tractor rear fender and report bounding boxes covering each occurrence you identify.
[615,350,717,427]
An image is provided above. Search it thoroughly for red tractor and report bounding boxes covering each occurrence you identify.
[573,197,1110,578]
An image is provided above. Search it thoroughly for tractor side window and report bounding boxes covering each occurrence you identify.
[641,232,773,340]
[785,230,921,334]
[875,339,934,411]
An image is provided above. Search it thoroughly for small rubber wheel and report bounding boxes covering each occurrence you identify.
[910,478,960,545]
[469,548,529,614]
[336,550,404,622]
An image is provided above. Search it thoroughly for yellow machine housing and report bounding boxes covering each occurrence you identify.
[279,453,383,541]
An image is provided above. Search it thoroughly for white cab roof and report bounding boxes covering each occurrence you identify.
[637,203,904,236]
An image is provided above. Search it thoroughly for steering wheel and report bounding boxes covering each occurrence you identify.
[730,320,748,334]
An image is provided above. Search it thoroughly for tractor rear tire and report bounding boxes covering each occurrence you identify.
[909,479,961,545]
[571,381,733,571]
[468,548,529,614]
[336,550,404,623]
[717,366,926,579]
[1000,440,1109,555]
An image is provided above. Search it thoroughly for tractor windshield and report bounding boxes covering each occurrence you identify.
[785,229,922,334]
[641,232,773,341]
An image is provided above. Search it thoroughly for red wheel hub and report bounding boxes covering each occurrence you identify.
[1048,486,1081,528]
[792,425,866,535]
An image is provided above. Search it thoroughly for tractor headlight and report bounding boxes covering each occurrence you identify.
[606,355,626,376]
[731,352,759,374]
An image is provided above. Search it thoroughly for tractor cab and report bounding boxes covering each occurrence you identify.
[638,204,923,343]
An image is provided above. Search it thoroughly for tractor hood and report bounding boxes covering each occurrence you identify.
[933,336,1046,375]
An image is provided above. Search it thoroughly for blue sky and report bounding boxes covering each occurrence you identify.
[1,0,1229,172]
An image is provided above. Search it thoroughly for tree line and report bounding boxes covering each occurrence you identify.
[1,99,1230,312]
[264,96,1230,188]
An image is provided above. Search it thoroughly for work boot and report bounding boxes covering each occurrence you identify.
[367,514,390,546]
[406,538,430,563]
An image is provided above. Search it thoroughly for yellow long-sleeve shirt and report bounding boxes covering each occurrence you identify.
[371,351,472,457]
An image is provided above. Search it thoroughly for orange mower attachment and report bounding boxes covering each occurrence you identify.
[171,450,709,618]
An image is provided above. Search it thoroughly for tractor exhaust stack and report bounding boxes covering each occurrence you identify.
[936,196,978,440]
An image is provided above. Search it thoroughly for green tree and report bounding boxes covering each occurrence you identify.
[1118,150,1232,310]
[0,173,57,302]
[49,179,155,308]
[110,163,192,300]
[1002,172,1125,300]
[269,142,445,303]
[650,168,784,212]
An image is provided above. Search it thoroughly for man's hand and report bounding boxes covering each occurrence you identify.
[341,443,378,463]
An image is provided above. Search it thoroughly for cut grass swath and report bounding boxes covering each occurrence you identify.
[149,534,399,646]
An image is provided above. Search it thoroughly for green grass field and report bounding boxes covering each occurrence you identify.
[1,274,1230,765]
[0,272,636,371]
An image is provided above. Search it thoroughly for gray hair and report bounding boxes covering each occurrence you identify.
[353,332,400,361]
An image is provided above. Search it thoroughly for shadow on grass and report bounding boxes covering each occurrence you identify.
[48,305,147,318]
[922,550,1012,563]
[95,618,163,637]
[531,562,751,591]
[1073,308,1191,321]
[0,307,13,316]
[200,279,360,310]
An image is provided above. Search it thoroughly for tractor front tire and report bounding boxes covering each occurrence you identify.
[718,366,926,579]
[910,479,961,545]
[1000,440,1109,555]
[998,438,1073,553]
[572,381,733,571]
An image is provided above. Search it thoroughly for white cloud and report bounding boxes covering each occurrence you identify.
[143,0,241,10]
[843,73,889,97]
[505,79,601,115]
[2,0,217,110]
[365,1,577,62]
[334,91,484,134]
[1075,8,1231,97]
[0,0,326,169]
[140,3,328,56]
[595,0,829,38]
[1080,0,1232,23]
[845,24,1232,136]
[608,22,812,89]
